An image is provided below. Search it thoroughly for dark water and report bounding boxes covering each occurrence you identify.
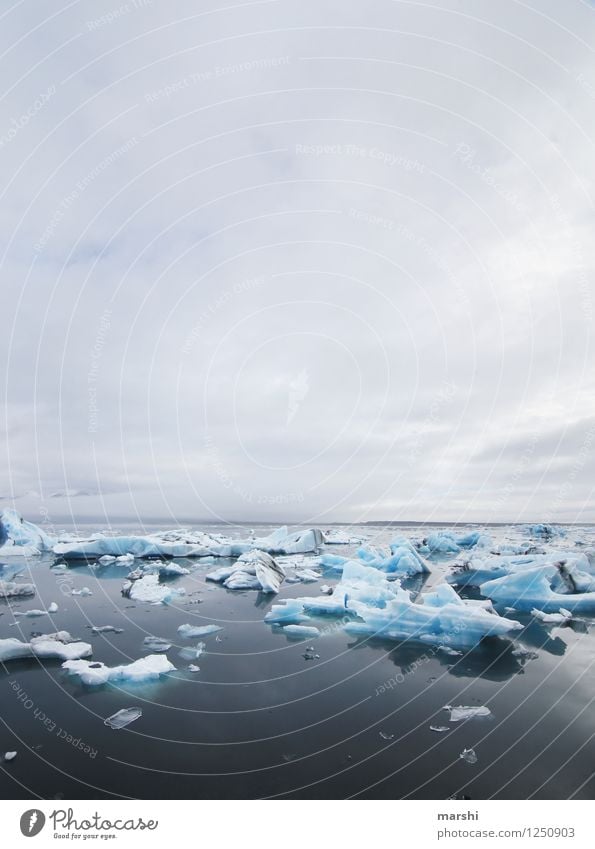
[1,523,594,800]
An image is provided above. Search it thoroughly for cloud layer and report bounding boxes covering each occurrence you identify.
[1,0,594,524]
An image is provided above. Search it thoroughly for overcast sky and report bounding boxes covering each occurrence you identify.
[1,0,594,526]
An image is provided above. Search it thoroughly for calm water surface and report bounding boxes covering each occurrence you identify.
[1,523,594,799]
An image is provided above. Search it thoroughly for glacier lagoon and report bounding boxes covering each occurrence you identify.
[0,518,594,800]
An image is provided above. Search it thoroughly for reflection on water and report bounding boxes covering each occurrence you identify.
[1,522,594,800]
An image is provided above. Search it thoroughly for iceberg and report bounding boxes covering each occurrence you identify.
[480,565,595,613]
[416,530,491,556]
[317,537,429,578]
[525,523,565,539]
[53,525,324,561]
[0,509,54,553]
[447,551,594,588]
[0,631,92,662]
[265,562,522,649]
[207,551,285,593]
[62,654,175,685]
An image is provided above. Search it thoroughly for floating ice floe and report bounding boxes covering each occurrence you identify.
[3,751,17,762]
[177,624,222,638]
[62,654,175,685]
[480,565,595,614]
[71,587,93,597]
[265,562,522,649]
[281,624,321,639]
[14,608,50,618]
[104,707,142,729]
[430,725,450,733]
[91,625,124,634]
[444,705,493,722]
[0,580,35,598]
[0,508,54,555]
[531,608,572,624]
[207,550,285,594]
[122,574,185,604]
[0,631,92,662]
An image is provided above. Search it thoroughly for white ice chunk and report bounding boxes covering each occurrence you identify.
[62,654,175,685]
[177,624,222,638]
[0,580,35,598]
[71,587,93,597]
[3,751,17,761]
[531,607,572,624]
[124,574,185,604]
[0,632,92,662]
[323,530,369,545]
[282,624,321,639]
[445,705,493,722]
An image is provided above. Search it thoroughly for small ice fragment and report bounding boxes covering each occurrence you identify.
[98,555,117,565]
[91,625,124,634]
[188,664,200,673]
[302,651,317,660]
[4,751,17,761]
[14,609,47,618]
[459,747,478,764]
[379,731,394,740]
[142,636,171,652]
[430,725,449,733]
[177,624,222,638]
[445,705,493,722]
[71,587,93,596]
[531,607,572,624]
[104,707,142,729]
[48,602,58,613]
[320,585,333,594]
